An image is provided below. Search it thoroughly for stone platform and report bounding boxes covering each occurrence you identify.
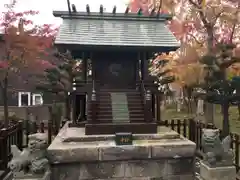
[200,161,236,180]
[47,122,196,180]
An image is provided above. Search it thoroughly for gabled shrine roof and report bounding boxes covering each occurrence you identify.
[53,11,180,51]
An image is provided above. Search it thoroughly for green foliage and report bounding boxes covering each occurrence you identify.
[198,43,240,105]
[36,50,82,99]
[36,50,82,120]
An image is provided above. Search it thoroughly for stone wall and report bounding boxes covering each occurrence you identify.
[51,158,194,180]
[47,123,196,180]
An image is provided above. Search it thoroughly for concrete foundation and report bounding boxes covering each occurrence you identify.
[47,123,196,180]
[4,170,50,180]
[200,161,236,180]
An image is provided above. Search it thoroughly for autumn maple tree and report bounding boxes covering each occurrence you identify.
[168,0,240,136]
[130,0,240,135]
[0,0,58,127]
[170,0,239,124]
[150,53,175,91]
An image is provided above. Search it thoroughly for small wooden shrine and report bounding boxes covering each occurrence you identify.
[53,3,179,135]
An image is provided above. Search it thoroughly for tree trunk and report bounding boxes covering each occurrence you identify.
[238,105,240,121]
[204,56,215,124]
[176,98,182,112]
[205,25,215,125]
[2,77,9,128]
[196,99,204,115]
[237,89,240,120]
[205,103,215,124]
[188,0,215,125]
[176,88,182,112]
[221,102,230,138]
[52,101,61,135]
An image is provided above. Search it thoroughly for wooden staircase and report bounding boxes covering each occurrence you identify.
[86,88,157,135]
[127,90,145,122]
[88,89,145,123]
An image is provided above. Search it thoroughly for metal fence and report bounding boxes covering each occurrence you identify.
[1,118,240,179]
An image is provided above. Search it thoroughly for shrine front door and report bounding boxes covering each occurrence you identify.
[96,59,136,89]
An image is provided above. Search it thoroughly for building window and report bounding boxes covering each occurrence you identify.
[18,92,43,107]
[18,92,31,107]
[32,93,43,106]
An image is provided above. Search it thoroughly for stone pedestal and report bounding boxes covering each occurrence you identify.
[47,122,196,180]
[200,161,236,180]
[11,170,50,180]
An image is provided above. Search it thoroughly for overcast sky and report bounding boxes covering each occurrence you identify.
[0,0,129,26]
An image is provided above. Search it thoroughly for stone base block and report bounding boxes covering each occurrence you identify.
[200,161,236,180]
[12,170,50,180]
[48,123,196,180]
[50,159,194,180]
[83,175,194,180]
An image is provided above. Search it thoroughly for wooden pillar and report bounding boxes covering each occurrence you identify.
[136,53,141,89]
[156,94,161,122]
[82,52,87,82]
[145,90,153,123]
[82,52,87,120]
[143,52,153,123]
[72,92,77,125]
[140,52,144,81]
[152,94,155,119]
[88,52,97,124]
[136,57,140,83]
[91,53,96,82]
[88,89,97,124]
[142,52,149,81]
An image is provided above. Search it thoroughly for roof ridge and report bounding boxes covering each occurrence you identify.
[53,11,172,22]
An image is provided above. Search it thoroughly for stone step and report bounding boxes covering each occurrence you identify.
[99,94,140,96]
[88,118,145,121]
[97,105,142,108]
[99,89,138,92]
[88,90,144,122]
[99,100,142,103]
[97,109,143,112]
[93,102,142,105]
[88,107,143,111]
[89,106,143,110]
[98,96,141,99]
[110,92,130,123]
[95,112,129,117]
[93,117,145,121]
[98,112,129,115]
[88,101,142,104]
[98,92,141,96]
[89,114,144,118]
[88,110,144,115]
[113,117,130,120]
[92,107,142,112]
[110,103,129,105]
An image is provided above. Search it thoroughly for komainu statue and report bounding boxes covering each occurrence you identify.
[201,128,234,167]
[8,133,49,174]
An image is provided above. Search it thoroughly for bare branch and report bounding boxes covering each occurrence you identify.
[188,0,200,8]
[229,3,240,43]
[220,58,240,69]
[212,11,223,25]
[188,0,210,27]
[188,33,204,45]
